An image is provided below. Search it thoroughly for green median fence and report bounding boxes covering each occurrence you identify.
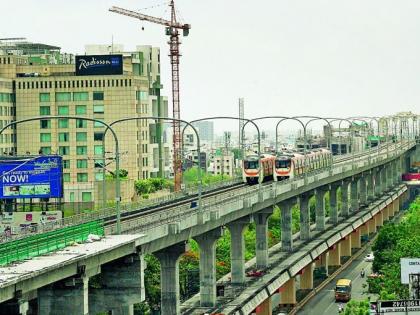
[0,220,104,266]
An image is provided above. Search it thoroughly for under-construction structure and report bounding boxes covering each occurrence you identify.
[110,1,190,192]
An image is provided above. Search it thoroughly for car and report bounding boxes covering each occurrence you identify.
[365,253,374,262]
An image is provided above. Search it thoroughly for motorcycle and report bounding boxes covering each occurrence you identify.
[361,269,365,278]
[338,304,344,313]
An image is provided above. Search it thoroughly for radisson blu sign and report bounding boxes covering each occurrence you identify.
[0,156,63,199]
[75,54,123,76]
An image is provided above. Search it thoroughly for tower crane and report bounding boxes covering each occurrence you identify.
[110,1,190,192]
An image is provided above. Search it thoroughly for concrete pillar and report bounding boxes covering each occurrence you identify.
[315,251,329,276]
[315,188,327,231]
[254,209,273,269]
[280,198,296,251]
[89,253,145,315]
[374,169,382,196]
[300,263,314,290]
[329,243,341,267]
[329,184,339,224]
[359,176,367,206]
[38,276,89,315]
[383,205,389,222]
[194,228,223,307]
[369,217,377,234]
[394,198,400,213]
[382,167,388,192]
[376,212,384,228]
[341,180,350,217]
[227,217,252,285]
[350,178,359,213]
[111,305,134,315]
[256,297,272,315]
[299,193,312,241]
[340,236,352,257]
[360,223,370,237]
[155,242,188,315]
[280,278,296,305]
[367,172,375,201]
[351,229,361,249]
[0,298,29,315]
[386,164,393,189]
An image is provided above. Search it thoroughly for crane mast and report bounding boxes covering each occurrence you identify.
[109,1,190,192]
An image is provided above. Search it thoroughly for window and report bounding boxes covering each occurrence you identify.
[77,173,88,182]
[58,119,69,128]
[77,159,88,168]
[39,106,50,115]
[39,93,50,102]
[58,132,69,142]
[94,159,104,168]
[82,191,92,201]
[76,146,87,155]
[63,160,70,169]
[40,120,51,129]
[94,145,103,155]
[94,121,104,128]
[73,92,89,101]
[95,172,104,181]
[63,173,70,182]
[75,105,87,115]
[93,91,104,101]
[93,105,104,114]
[76,119,87,128]
[55,92,71,102]
[94,132,104,141]
[59,146,70,155]
[40,133,51,142]
[76,132,87,142]
[40,146,51,154]
[69,192,75,202]
[136,91,148,100]
[58,106,69,115]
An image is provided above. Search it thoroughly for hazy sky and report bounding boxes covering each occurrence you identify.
[1,0,419,131]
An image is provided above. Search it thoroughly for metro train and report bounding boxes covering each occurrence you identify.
[243,148,332,184]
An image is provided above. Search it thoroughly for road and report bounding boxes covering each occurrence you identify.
[298,246,377,315]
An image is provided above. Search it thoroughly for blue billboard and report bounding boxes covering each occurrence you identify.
[0,156,63,199]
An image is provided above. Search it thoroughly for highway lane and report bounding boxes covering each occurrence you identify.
[298,246,377,315]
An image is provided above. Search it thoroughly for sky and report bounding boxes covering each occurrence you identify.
[1,0,419,132]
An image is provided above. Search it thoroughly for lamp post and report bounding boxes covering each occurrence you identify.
[0,116,122,233]
[103,117,203,210]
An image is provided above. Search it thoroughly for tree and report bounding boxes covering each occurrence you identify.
[343,299,370,315]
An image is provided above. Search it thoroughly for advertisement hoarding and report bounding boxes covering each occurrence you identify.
[0,211,62,234]
[401,258,420,284]
[0,156,63,199]
[377,299,420,314]
[75,54,123,76]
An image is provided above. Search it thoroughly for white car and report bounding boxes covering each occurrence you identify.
[365,253,374,262]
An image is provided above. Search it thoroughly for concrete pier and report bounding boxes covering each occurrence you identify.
[254,208,273,269]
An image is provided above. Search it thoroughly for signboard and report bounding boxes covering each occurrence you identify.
[401,258,420,284]
[75,54,123,76]
[0,211,62,234]
[0,156,63,199]
[376,299,420,314]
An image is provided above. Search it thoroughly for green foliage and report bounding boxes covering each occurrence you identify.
[371,197,420,300]
[231,148,243,160]
[134,178,172,196]
[343,299,370,315]
[183,167,231,187]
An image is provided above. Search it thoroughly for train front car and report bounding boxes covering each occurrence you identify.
[243,155,260,184]
[274,154,293,180]
[243,154,275,185]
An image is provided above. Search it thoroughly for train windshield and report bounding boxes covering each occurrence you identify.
[276,159,291,168]
[244,160,259,169]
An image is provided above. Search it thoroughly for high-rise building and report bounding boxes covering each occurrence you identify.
[192,120,214,143]
[0,40,169,206]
